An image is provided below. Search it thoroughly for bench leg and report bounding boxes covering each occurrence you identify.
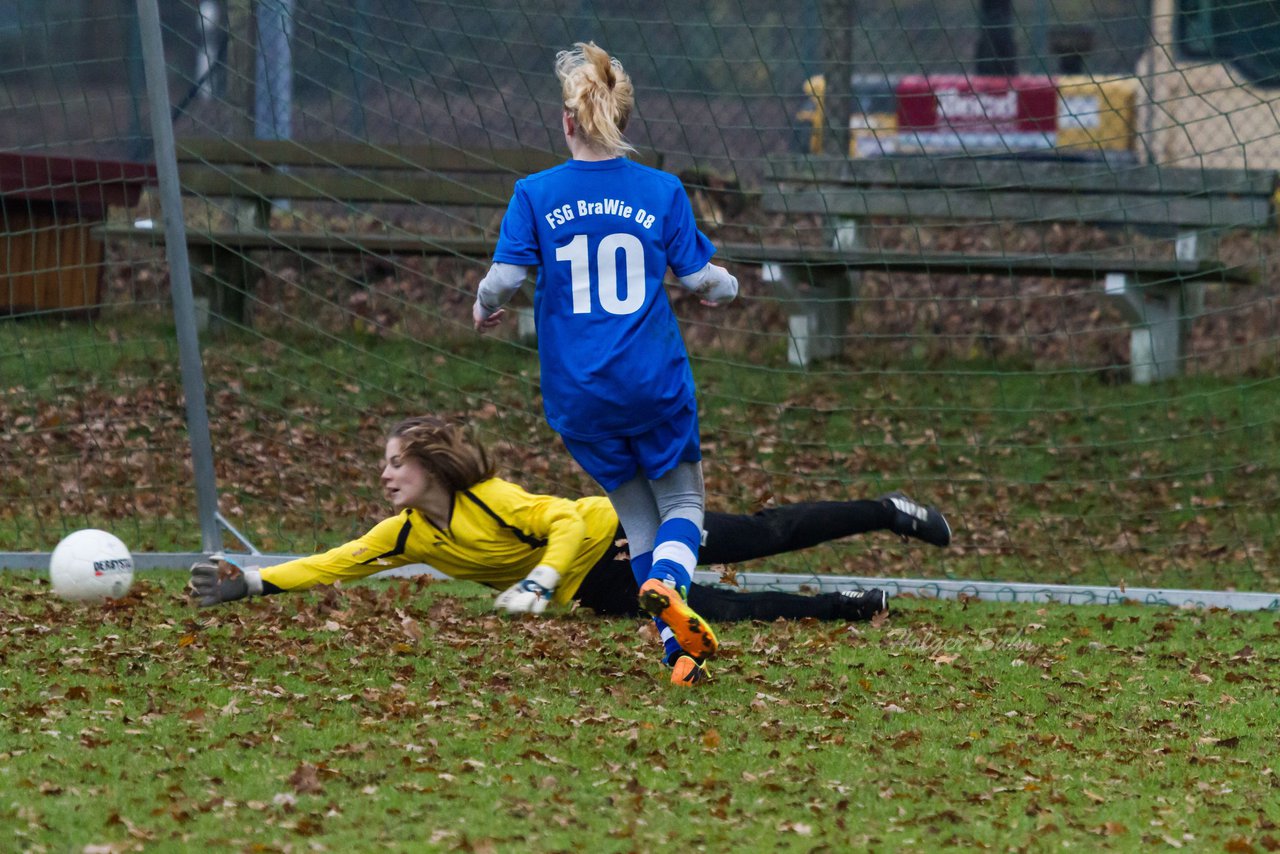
[1104,273,1203,384]
[510,282,537,344]
[767,263,854,367]
[189,244,253,333]
[514,305,537,343]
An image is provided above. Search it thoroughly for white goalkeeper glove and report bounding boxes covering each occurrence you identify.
[189,553,263,608]
[493,565,560,615]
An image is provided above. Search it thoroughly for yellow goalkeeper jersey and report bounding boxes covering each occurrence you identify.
[260,477,620,604]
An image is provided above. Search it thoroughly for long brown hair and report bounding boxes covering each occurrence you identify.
[388,416,494,495]
[555,41,635,156]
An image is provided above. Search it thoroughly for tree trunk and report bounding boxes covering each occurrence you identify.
[975,0,1018,77]
[819,0,854,157]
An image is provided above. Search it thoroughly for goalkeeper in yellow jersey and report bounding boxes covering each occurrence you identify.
[191,416,950,685]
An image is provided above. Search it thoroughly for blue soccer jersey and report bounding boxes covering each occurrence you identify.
[492,158,715,442]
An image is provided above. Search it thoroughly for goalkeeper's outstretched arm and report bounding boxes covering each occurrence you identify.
[189,518,415,607]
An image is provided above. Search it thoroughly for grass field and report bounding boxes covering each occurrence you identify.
[3,570,1280,851]
[4,302,1280,849]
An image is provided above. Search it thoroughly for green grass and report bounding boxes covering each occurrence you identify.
[4,309,1279,847]
[3,570,1279,850]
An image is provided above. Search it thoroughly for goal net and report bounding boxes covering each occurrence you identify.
[1,0,1277,608]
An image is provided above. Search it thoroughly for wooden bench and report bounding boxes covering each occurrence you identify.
[102,139,659,331]
[718,155,1276,381]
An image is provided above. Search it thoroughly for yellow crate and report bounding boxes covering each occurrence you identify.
[1055,75,1137,154]
[849,113,898,159]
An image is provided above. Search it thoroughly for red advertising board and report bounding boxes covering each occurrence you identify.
[896,75,1058,132]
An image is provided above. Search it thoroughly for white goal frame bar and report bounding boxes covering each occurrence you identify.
[3,554,1277,612]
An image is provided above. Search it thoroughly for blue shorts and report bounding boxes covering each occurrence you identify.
[561,403,702,493]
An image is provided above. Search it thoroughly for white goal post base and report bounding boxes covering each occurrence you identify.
[708,570,1280,612]
[3,554,1277,611]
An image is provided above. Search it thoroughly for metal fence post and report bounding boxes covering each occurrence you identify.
[135,0,223,554]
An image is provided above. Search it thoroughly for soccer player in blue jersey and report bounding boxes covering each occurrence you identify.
[471,42,740,684]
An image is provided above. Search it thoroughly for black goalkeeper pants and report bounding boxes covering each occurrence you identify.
[572,499,893,620]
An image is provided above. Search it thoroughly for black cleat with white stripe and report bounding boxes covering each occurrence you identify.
[837,587,889,621]
[880,492,952,547]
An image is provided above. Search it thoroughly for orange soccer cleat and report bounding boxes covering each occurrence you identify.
[638,579,718,660]
[669,654,709,686]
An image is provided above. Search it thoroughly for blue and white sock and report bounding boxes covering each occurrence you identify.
[658,624,684,664]
[648,517,700,595]
[632,549,684,662]
[631,550,678,657]
[629,550,653,587]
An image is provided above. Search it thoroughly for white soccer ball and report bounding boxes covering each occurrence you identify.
[49,529,135,603]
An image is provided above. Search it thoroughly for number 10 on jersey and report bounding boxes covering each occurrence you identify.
[557,233,647,315]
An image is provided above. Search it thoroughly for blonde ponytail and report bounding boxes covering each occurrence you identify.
[555,41,635,157]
